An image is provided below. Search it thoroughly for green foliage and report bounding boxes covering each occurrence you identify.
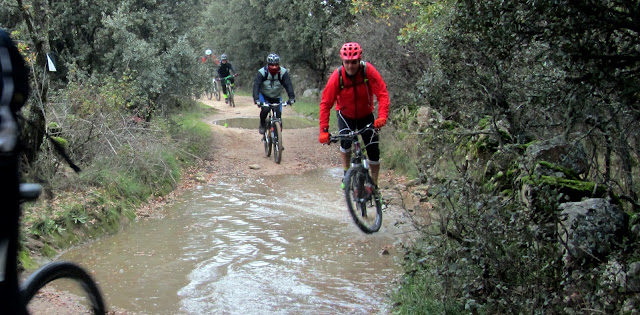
[381,130,421,179]
[203,0,357,92]
[391,266,457,314]
[50,136,68,147]
[387,1,640,313]
[17,249,38,271]
[20,88,209,261]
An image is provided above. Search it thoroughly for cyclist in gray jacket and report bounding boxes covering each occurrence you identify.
[253,53,295,134]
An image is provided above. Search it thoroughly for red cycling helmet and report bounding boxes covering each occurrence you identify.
[340,42,362,60]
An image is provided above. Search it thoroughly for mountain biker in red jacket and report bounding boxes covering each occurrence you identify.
[318,42,390,186]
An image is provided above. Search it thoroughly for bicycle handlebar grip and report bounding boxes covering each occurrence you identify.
[19,183,42,201]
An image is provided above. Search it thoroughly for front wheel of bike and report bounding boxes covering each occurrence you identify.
[344,166,382,233]
[273,122,282,164]
[228,91,235,107]
[20,261,106,314]
[205,85,213,100]
[213,81,220,101]
[263,128,272,157]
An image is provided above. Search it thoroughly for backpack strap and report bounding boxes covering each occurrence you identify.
[338,61,367,90]
[262,66,285,83]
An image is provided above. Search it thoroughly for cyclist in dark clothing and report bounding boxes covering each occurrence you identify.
[216,54,238,104]
[253,53,295,134]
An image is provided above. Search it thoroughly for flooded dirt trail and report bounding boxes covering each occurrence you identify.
[48,96,417,314]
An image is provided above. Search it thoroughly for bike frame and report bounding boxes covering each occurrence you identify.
[222,75,234,96]
[212,78,219,93]
[262,102,287,129]
[332,124,377,169]
[328,123,383,233]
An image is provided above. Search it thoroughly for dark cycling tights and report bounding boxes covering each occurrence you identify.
[336,111,380,162]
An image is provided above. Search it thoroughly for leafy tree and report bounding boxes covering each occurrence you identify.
[204,0,355,91]
[384,0,640,313]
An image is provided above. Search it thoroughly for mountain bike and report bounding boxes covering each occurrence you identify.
[329,123,383,233]
[221,75,235,107]
[205,77,220,101]
[0,34,106,314]
[0,151,107,315]
[260,101,291,164]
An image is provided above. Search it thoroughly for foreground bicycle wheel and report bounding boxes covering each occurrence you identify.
[20,261,106,314]
[273,121,282,164]
[344,166,382,233]
[264,124,272,157]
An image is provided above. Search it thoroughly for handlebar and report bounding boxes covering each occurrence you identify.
[328,123,378,144]
[258,101,292,108]
[216,74,237,81]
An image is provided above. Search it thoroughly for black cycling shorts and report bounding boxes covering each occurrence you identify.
[336,111,380,163]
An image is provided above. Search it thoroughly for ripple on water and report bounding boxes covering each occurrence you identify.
[58,168,401,314]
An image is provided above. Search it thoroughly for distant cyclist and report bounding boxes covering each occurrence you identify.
[216,54,238,104]
[201,49,219,66]
[253,53,295,135]
[317,42,390,186]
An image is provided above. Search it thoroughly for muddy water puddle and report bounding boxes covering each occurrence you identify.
[58,168,402,314]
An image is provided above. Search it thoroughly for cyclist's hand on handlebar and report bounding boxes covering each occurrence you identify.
[319,130,330,144]
[288,99,295,106]
[255,100,262,107]
[374,118,387,129]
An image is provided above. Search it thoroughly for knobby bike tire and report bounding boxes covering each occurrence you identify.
[264,123,272,157]
[20,261,106,314]
[228,89,235,107]
[273,121,282,164]
[213,82,221,101]
[344,166,383,233]
[205,85,213,100]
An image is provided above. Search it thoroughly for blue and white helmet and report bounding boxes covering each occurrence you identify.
[267,53,280,64]
[205,49,212,56]
[220,54,228,61]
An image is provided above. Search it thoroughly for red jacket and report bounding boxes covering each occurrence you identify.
[319,62,390,131]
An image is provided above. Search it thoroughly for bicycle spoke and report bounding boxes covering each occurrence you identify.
[344,166,382,233]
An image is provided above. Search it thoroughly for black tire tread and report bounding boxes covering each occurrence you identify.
[273,122,282,164]
[20,261,106,314]
[344,166,382,233]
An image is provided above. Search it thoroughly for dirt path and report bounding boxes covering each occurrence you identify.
[197,95,340,177]
[27,94,422,314]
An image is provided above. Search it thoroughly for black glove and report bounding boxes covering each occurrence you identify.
[255,100,262,107]
[288,99,295,105]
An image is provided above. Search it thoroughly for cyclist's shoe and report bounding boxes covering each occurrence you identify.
[340,177,345,190]
[259,126,266,134]
[225,98,228,104]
